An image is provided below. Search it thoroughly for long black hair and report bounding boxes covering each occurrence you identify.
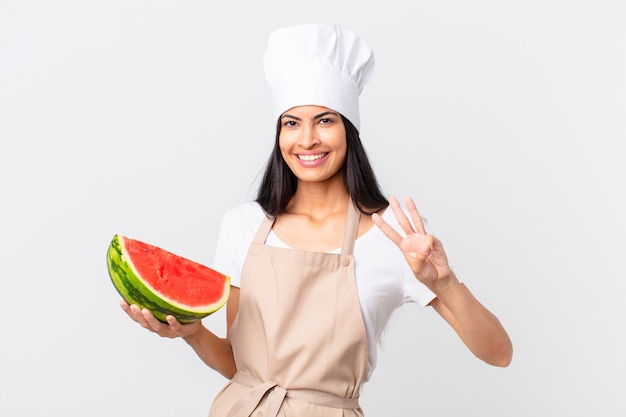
[255,115,388,217]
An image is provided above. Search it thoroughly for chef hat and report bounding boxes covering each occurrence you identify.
[263,23,375,131]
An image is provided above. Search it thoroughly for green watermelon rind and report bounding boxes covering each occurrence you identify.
[107,234,230,324]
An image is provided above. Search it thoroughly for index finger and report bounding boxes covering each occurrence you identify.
[372,212,403,247]
[141,308,170,333]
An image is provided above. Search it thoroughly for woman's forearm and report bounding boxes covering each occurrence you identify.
[430,276,513,367]
[183,326,237,379]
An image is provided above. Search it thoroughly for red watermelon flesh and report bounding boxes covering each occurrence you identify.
[125,238,224,307]
[107,234,230,323]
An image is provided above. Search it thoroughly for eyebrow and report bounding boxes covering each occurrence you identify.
[280,111,340,121]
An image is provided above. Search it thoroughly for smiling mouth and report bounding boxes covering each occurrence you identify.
[297,153,328,161]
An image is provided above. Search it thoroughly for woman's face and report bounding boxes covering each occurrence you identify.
[278,105,347,185]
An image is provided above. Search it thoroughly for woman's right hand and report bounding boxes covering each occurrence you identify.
[119,300,203,339]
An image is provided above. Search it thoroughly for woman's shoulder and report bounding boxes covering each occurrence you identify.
[223,200,266,218]
[219,201,268,236]
[213,202,267,283]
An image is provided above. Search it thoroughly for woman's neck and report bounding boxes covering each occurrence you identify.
[286,179,350,220]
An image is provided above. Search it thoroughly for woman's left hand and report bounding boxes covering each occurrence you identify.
[372,196,454,288]
[375,196,513,366]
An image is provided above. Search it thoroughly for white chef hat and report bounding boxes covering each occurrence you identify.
[263,23,375,131]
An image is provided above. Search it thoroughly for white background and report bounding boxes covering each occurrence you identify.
[1,1,625,416]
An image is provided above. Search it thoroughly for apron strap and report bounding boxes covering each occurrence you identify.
[252,214,275,245]
[227,372,360,417]
[340,199,360,256]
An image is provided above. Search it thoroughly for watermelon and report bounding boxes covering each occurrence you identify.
[106,234,230,323]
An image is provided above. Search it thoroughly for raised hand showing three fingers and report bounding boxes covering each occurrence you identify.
[372,196,453,288]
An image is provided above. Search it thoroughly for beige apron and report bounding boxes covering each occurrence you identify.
[208,201,369,417]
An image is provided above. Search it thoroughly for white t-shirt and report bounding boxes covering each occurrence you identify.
[212,201,436,380]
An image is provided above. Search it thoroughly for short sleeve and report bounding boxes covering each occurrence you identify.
[211,202,267,288]
[212,210,242,287]
[402,263,437,307]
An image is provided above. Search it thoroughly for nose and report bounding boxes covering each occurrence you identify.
[299,124,320,148]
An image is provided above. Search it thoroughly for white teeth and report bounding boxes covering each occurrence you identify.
[298,153,327,161]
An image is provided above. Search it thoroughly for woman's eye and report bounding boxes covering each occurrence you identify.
[283,120,297,127]
[319,118,333,124]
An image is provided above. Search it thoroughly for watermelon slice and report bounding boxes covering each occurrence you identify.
[106,234,230,323]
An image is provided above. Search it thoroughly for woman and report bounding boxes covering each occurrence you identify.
[121,24,512,416]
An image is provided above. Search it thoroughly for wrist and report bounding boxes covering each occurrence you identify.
[429,271,459,294]
[181,322,205,344]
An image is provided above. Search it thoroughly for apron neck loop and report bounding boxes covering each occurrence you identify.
[253,199,361,255]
